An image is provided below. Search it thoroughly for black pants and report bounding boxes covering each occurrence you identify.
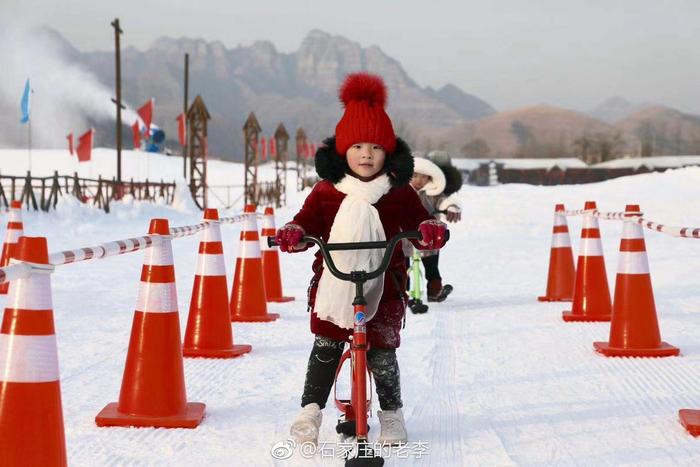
[301,335,403,411]
[422,254,441,281]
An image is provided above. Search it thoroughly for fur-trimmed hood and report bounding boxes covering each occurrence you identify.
[314,136,414,187]
[426,150,463,196]
[413,156,446,196]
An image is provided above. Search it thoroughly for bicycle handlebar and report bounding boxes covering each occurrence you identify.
[267,230,449,283]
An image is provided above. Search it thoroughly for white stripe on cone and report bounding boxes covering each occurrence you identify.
[5,229,22,243]
[203,223,222,243]
[622,223,645,239]
[583,214,600,229]
[7,274,53,310]
[195,254,227,276]
[617,252,650,274]
[0,334,60,382]
[239,240,261,259]
[551,233,572,248]
[144,241,174,266]
[553,214,567,227]
[579,238,604,257]
[262,215,275,230]
[136,282,178,313]
[243,213,258,233]
[8,209,21,223]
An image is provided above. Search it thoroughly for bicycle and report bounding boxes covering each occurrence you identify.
[270,229,447,466]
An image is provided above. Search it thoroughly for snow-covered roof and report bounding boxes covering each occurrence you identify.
[592,156,700,169]
[451,158,588,170]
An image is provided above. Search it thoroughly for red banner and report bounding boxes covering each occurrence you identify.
[260,136,267,160]
[131,121,141,149]
[269,137,276,159]
[67,133,74,155]
[76,129,94,163]
[176,113,186,146]
[137,99,154,135]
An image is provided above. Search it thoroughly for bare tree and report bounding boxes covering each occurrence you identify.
[461,138,491,158]
[635,121,655,157]
[573,134,594,163]
[595,131,624,162]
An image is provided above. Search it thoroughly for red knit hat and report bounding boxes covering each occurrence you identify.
[335,72,396,155]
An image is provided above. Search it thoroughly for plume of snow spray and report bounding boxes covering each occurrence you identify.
[0,24,143,148]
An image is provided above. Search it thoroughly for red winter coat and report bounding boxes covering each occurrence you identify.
[290,179,432,348]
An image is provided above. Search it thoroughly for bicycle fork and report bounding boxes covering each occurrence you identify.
[351,300,369,443]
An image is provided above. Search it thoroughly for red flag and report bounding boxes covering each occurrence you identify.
[260,136,267,160]
[269,137,276,159]
[305,142,312,159]
[67,133,74,155]
[137,98,154,135]
[312,143,317,158]
[76,129,94,163]
[131,121,141,149]
[176,113,187,146]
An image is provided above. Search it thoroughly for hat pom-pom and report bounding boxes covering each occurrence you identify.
[339,72,387,108]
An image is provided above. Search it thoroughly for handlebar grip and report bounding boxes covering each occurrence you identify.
[267,236,277,248]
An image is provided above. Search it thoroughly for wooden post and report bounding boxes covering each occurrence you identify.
[295,128,308,191]
[243,112,262,205]
[111,18,124,184]
[182,53,189,179]
[274,123,289,207]
[187,95,211,209]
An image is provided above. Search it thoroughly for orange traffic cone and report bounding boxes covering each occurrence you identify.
[261,207,294,303]
[184,208,252,358]
[679,409,700,437]
[562,201,612,322]
[96,218,205,428]
[538,203,575,302]
[0,236,67,466]
[230,205,279,322]
[0,200,24,295]
[594,205,679,357]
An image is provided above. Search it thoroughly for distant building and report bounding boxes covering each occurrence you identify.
[591,155,700,170]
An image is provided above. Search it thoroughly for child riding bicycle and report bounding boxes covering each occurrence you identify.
[275,72,448,446]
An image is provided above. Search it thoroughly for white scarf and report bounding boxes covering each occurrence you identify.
[314,173,392,329]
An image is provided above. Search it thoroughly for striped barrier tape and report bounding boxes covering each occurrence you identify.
[564,208,594,216]
[48,235,160,266]
[564,209,700,239]
[636,217,700,239]
[0,212,253,284]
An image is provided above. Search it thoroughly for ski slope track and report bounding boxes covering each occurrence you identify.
[2,149,700,465]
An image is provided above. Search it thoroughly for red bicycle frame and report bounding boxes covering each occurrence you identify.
[334,302,374,442]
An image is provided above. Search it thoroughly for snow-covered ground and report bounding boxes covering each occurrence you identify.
[2,149,700,466]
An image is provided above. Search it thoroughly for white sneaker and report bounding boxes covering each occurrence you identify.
[290,403,322,445]
[378,408,408,445]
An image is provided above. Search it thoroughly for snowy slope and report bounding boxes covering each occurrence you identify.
[2,149,700,466]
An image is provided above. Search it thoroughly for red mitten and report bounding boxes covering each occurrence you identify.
[418,220,448,250]
[274,224,307,253]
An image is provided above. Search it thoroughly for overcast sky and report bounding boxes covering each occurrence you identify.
[4,0,699,114]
